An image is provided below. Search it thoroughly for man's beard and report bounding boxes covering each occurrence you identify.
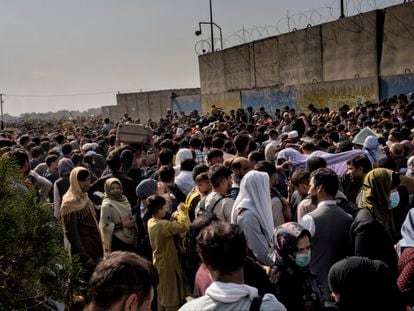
[310,195,318,206]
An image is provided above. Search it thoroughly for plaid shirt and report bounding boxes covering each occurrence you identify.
[195,150,207,165]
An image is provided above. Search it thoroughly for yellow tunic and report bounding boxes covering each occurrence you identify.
[148,210,190,309]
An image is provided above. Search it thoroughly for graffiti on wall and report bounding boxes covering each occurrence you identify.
[201,92,241,114]
[380,74,414,100]
[241,87,297,114]
[172,95,202,115]
[296,77,378,112]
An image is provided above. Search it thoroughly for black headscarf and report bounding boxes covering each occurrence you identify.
[328,256,404,311]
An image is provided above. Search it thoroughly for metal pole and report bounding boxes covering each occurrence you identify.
[340,0,345,18]
[209,0,214,52]
[0,94,3,130]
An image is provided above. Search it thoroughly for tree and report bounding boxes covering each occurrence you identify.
[0,158,82,309]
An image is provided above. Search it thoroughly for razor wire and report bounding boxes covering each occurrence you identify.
[194,0,405,55]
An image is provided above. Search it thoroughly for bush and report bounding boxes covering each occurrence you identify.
[0,158,83,309]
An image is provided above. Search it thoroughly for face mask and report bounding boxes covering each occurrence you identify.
[295,250,311,267]
[389,191,400,209]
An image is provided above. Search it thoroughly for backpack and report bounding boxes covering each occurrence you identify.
[196,195,226,218]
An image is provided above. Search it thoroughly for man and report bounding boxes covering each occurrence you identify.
[206,148,224,166]
[224,134,250,167]
[289,168,311,221]
[190,136,206,165]
[342,155,372,205]
[229,157,251,200]
[89,153,137,207]
[179,222,286,311]
[196,164,234,222]
[300,168,353,303]
[175,158,196,196]
[86,251,158,311]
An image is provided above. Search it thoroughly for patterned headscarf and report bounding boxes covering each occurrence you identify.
[363,135,379,165]
[273,222,311,268]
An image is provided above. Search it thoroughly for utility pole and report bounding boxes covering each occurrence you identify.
[340,0,345,18]
[209,0,214,52]
[0,94,3,130]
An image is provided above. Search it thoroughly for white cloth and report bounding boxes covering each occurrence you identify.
[175,170,195,196]
[174,148,194,175]
[206,282,258,303]
[300,200,337,237]
[232,170,274,245]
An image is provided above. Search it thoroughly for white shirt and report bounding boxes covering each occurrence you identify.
[299,200,337,237]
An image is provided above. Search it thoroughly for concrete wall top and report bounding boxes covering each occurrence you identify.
[253,37,280,88]
[223,43,255,91]
[322,11,379,81]
[277,25,323,86]
[199,52,226,94]
[381,3,414,76]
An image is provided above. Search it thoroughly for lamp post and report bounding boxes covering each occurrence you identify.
[195,0,223,53]
[209,0,214,52]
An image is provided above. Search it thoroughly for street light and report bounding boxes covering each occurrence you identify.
[195,0,223,52]
[195,22,223,51]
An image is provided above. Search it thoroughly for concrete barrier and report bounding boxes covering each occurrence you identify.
[278,26,323,86]
[381,3,414,76]
[241,87,297,113]
[253,37,280,88]
[223,44,255,91]
[380,74,414,100]
[172,95,202,115]
[198,52,226,94]
[322,11,379,82]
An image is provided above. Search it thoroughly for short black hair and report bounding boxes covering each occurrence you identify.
[291,168,310,187]
[158,149,174,166]
[192,164,209,181]
[255,160,277,178]
[197,222,247,275]
[208,164,232,188]
[46,154,59,167]
[157,165,175,183]
[146,194,167,215]
[234,134,250,153]
[189,136,202,149]
[212,137,225,149]
[88,251,158,310]
[307,157,327,173]
[311,168,338,197]
[347,155,372,174]
[195,172,210,184]
[62,143,73,156]
[106,153,122,172]
[31,146,43,159]
[207,148,224,162]
[248,150,265,163]
[180,158,196,172]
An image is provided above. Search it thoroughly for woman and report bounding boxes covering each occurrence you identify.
[99,178,138,254]
[61,167,103,279]
[231,170,275,266]
[328,257,404,311]
[273,222,324,311]
[398,209,414,308]
[350,168,399,277]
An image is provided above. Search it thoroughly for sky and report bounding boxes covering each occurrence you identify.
[0,0,400,116]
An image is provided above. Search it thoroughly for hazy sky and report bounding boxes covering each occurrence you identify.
[0,0,399,116]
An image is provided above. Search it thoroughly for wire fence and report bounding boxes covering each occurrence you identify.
[194,0,406,55]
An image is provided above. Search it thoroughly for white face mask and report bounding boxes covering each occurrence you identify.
[390,191,400,209]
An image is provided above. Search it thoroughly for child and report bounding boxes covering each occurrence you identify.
[147,195,190,311]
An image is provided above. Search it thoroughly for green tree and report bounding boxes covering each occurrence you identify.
[0,158,83,309]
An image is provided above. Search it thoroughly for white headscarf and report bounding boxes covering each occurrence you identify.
[174,148,194,175]
[232,170,274,244]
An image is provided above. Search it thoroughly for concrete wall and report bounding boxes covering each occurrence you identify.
[241,87,297,113]
[197,3,414,114]
[115,88,200,122]
[297,77,379,112]
[172,95,202,115]
[322,11,379,81]
[381,3,414,76]
[380,74,414,100]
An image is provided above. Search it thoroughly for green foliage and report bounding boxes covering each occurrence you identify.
[0,158,83,310]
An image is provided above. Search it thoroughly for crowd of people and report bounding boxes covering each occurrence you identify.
[2,93,414,310]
